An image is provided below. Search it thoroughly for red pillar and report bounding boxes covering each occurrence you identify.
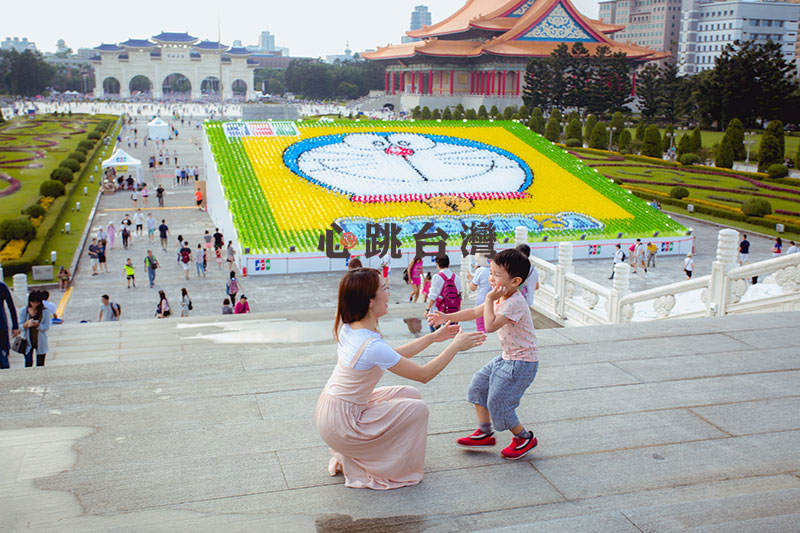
[411,71,415,94]
[428,69,433,95]
[449,69,454,96]
[491,71,496,95]
[390,71,395,95]
[516,71,521,96]
[483,72,487,96]
[501,70,506,96]
[384,71,389,93]
[419,71,423,94]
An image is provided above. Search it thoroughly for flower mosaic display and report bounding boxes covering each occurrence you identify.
[204,120,686,254]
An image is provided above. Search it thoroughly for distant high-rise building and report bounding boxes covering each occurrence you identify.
[598,0,682,62]
[677,0,800,75]
[259,31,276,52]
[402,5,432,43]
[1,37,38,53]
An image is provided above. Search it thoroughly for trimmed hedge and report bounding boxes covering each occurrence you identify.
[50,167,74,184]
[87,131,101,140]
[670,186,690,199]
[0,217,36,241]
[25,204,46,218]
[767,164,789,179]
[40,180,66,197]
[741,198,773,217]
[78,139,95,151]
[680,153,700,166]
[69,151,86,163]
[60,158,81,172]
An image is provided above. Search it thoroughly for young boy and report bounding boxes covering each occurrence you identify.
[428,249,538,460]
[124,258,136,289]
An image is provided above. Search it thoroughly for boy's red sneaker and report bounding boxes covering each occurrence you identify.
[457,429,496,448]
[501,435,538,460]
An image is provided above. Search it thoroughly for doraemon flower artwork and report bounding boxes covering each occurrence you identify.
[283,132,533,199]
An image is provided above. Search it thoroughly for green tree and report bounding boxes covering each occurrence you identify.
[489,105,500,118]
[758,120,784,171]
[641,125,663,158]
[530,107,546,134]
[691,127,702,153]
[431,108,441,120]
[715,135,734,168]
[635,120,646,141]
[465,108,477,120]
[550,108,562,123]
[518,105,530,120]
[636,63,661,119]
[442,107,452,120]
[454,103,465,119]
[336,81,359,99]
[618,128,632,152]
[724,118,746,159]
[584,114,598,141]
[610,111,625,146]
[477,105,488,120]
[502,106,515,120]
[589,121,609,149]
[566,118,583,145]
[545,116,561,142]
[421,106,432,119]
[411,106,421,119]
[677,134,692,159]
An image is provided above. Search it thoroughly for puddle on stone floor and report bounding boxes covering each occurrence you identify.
[176,318,419,344]
[316,514,431,533]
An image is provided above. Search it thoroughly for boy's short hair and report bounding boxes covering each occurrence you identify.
[515,243,531,258]
[435,255,450,268]
[493,249,530,284]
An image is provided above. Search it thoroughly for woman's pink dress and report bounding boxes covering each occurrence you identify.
[410,260,423,286]
[315,339,429,490]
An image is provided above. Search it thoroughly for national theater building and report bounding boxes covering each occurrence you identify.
[363,0,667,110]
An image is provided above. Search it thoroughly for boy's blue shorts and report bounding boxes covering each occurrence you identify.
[467,355,538,432]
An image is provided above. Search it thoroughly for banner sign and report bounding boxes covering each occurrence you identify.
[222,121,299,139]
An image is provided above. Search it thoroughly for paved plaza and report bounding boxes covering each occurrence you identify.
[1,309,798,530]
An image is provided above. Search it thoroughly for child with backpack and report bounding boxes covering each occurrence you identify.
[179,241,192,280]
[427,249,540,460]
[226,271,239,303]
[424,256,462,332]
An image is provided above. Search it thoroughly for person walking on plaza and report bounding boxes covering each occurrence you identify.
[632,238,646,273]
[646,242,658,269]
[0,281,21,370]
[226,241,236,271]
[738,235,750,266]
[234,294,250,314]
[787,241,799,255]
[158,219,169,252]
[107,221,116,250]
[124,258,136,289]
[98,239,109,273]
[141,184,149,207]
[609,244,626,279]
[174,166,181,188]
[772,237,783,257]
[133,209,145,238]
[88,238,100,275]
[146,213,157,242]
[213,228,224,251]
[194,187,203,211]
[226,271,240,303]
[195,244,206,278]
[684,252,694,280]
[315,268,485,489]
[145,250,159,288]
[407,256,423,303]
[180,288,192,317]
[19,290,52,367]
[424,256,462,331]
[156,290,171,318]
[99,295,119,322]
[203,230,213,253]
[156,184,165,207]
[179,241,193,280]
[130,188,139,209]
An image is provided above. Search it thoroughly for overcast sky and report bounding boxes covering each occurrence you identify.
[4,0,600,58]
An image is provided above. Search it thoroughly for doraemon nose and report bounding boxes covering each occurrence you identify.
[385,146,414,157]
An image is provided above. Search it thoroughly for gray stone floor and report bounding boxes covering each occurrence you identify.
[1,310,798,531]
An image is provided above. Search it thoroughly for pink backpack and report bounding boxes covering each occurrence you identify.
[435,273,462,313]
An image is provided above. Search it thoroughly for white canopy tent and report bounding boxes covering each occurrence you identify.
[101,148,143,184]
[147,117,170,140]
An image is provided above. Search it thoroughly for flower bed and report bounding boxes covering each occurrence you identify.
[0,239,26,261]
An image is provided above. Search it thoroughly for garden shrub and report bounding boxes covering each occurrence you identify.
[758,120,784,171]
[741,198,773,217]
[618,129,632,153]
[589,122,608,150]
[40,180,66,197]
[518,105,529,120]
[566,118,583,145]
[715,136,734,169]
[669,186,690,199]
[68,151,86,163]
[584,114,598,141]
[431,108,441,120]
[87,131,101,140]
[60,158,81,172]
[766,164,789,179]
[680,153,700,166]
[565,138,582,147]
[25,204,46,219]
[489,105,500,118]
[641,125,663,158]
[725,118,745,159]
[477,105,488,120]
[545,116,561,142]
[465,109,477,120]
[0,217,37,241]
[442,107,452,120]
[78,139,95,151]
[421,106,432,119]
[50,167,74,183]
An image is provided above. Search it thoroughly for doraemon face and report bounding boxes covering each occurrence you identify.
[283,132,532,197]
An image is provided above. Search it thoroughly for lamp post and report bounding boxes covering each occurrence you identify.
[608,126,619,151]
[744,131,757,170]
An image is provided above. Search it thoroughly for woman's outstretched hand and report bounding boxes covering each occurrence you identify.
[451,328,487,352]
[426,309,446,327]
[430,321,459,342]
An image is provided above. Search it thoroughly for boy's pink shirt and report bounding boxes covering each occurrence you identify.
[493,290,538,362]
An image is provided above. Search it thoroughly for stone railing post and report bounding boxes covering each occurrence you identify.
[555,241,574,319]
[13,273,27,303]
[514,226,528,245]
[706,228,739,316]
[460,255,473,301]
[609,262,631,323]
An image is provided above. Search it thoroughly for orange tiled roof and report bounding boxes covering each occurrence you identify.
[365,0,664,62]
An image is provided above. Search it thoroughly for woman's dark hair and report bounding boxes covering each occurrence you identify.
[181,288,188,298]
[348,257,363,270]
[776,237,782,246]
[493,249,530,285]
[28,290,44,305]
[159,290,166,300]
[223,298,230,305]
[515,243,531,258]
[229,271,236,279]
[334,268,382,341]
